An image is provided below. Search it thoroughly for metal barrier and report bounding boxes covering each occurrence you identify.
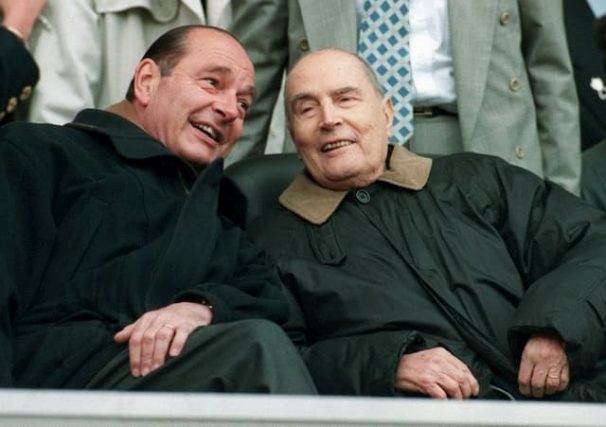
[1,390,605,426]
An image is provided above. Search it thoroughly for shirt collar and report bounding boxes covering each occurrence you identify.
[279,145,432,224]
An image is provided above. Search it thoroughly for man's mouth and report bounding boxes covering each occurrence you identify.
[321,140,353,152]
[192,122,221,143]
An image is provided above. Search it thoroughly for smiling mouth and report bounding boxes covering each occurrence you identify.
[321,140,353,152]
[192,123,220,143]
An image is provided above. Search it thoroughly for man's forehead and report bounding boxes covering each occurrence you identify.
[288,64,368,99]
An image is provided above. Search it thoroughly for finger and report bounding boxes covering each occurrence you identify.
[113,323,134,343]
[169,326,192,357]
[559,365,570,392]
[455,363,480,397]
[517,359,534,397]
[544,369,561,395]
[458,372,480,399]
[139,322,168,376]
[150,324,177,372]
[530,366,548,398]
[127,316,154,377]
[437,372,470,400]
[424,382,448,399]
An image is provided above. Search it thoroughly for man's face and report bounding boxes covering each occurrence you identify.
[139,29,255,168]
[286,50,393,190]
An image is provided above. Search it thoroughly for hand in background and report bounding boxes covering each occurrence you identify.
[0,0,47,41]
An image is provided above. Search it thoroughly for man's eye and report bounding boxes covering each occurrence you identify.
[298,105,314,115]
[202,78,218,87]
[238,100,250,111]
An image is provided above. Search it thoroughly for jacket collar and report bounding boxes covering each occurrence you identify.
[66,109,202,183]
[279,145,432,224]
[67,109,175,161]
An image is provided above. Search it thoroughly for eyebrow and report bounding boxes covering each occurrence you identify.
[334,86,360,96]
[290,86,361,108]
[290,92,316,106]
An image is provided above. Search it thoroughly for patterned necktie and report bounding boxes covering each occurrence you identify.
[358,0,414,143]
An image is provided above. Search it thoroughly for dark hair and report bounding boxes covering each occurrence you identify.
[125,25,243,101]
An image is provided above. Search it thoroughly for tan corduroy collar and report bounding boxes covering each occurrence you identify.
[279,145,432,224]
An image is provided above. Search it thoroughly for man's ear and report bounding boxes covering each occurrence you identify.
[382,96,395,138]
[133,59,161,106]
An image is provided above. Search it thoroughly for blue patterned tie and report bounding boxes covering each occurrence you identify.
[358,0,413,143]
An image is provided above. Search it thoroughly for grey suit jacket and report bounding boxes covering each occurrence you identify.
[230,0,580,193]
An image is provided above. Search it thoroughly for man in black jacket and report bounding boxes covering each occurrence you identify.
[250,48,606,401]
[0,25,316,393]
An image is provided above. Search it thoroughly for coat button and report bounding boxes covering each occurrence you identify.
[6,97,18,113]
[20,85,32,101]
[299,38,310,52]
[499,11,511,25]
[355,189,371,204]
[509,77,520,92]
[515,145,525,159]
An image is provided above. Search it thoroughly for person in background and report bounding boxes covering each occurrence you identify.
[251,48,606,401]
[0,0,45,124]
[229,0,581,195]
[0,25,317,394]
[564,0,606,151]
[26,0,231,125]
[582,11,606,211]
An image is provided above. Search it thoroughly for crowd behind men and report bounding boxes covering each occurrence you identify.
[1,0,606,403]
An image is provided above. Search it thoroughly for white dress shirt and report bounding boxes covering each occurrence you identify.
[356,0,457,109]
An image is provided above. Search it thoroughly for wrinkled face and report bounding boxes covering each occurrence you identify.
[286,50,393,190]
[137,29,255,168]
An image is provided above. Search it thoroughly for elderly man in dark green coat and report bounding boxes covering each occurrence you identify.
[0,25,316,393]
[250,48,606,401]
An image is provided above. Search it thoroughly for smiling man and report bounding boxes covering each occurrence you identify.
[0,25,316,394]
[250,48,606,401]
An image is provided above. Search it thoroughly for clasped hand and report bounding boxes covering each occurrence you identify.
[518,331,569,398]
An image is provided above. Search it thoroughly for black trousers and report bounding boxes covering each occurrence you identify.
[86,319,317,394]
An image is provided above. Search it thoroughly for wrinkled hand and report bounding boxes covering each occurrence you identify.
[395,347,480,399]
[114,302,213,377]
[518,332,569,398]
[0,0,47,40]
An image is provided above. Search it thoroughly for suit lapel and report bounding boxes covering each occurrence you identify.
[298,0,358,52]
[449,0,498,141]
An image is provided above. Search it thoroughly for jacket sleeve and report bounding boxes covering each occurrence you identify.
[0,133,57,387]
[478,157,606,374]
[0,27,38,124]
[226,0,289,163]
[27,2,102,124]
[519,0,581,194]
[0,260,14,386]
[119,161,289,326]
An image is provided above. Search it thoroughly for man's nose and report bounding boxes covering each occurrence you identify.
[214,92,239,122]
[319,103,342,129]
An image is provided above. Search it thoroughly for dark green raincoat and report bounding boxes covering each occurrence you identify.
[0,110,287,388]
[251,146,606,401]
